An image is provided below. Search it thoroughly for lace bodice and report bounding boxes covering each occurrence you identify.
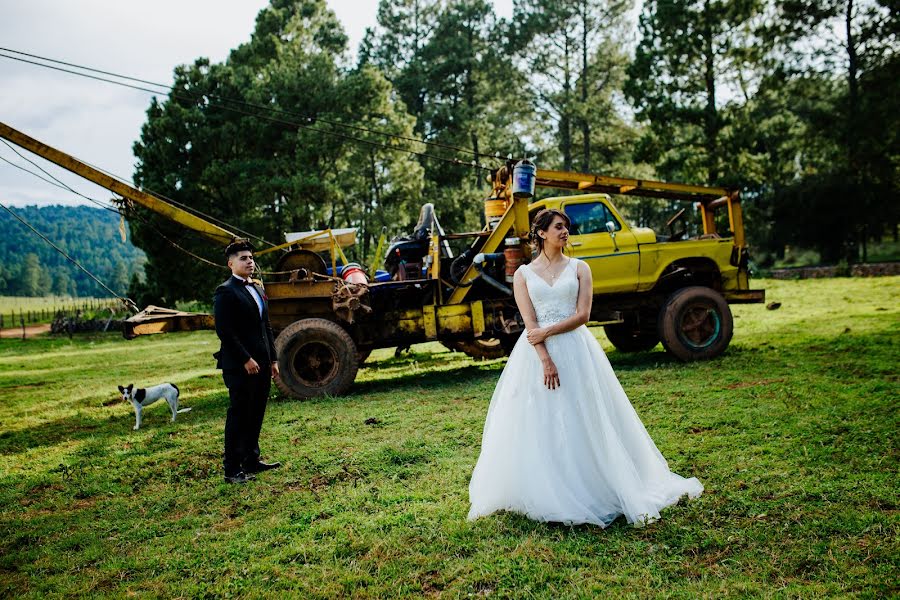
[520,258,580,327]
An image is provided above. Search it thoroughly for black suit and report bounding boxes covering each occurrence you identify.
[213,275,278,476]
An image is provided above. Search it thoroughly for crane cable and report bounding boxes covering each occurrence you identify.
[0,200,139,313]
[0,46,499,163]
[0,49,499,171]
[73,155,276,249]
[1,140,122,215]
[0,151,229,272]
[0,128,275,250]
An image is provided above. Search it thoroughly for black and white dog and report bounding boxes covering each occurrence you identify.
[117,383,191,430]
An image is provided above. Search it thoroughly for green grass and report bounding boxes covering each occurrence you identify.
[0,278,897,598]
[0,296,121,326]
[0,296,117,313]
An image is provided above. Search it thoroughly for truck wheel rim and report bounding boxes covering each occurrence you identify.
[293,341,338,386]
[678,305,721,349]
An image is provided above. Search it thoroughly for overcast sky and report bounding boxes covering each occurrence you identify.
[0,0,513,208]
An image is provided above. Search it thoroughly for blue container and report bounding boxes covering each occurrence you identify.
[512,159,536,198]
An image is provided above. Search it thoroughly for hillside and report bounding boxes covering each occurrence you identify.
[0,204,145,297]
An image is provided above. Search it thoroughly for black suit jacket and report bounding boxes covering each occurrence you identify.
[213,276,278,370]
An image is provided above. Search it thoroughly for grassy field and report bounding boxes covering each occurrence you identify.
[0,296,118,312]
[0,296,121,327]
[0,278,897,598]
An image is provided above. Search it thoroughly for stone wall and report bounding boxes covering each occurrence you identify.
[770,262,900,279]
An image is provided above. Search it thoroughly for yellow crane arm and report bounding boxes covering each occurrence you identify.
[0,121,238,246]
[533,168,732,203]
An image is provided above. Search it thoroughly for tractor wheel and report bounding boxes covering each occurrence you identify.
[274,249,327,275]
[275,318,358,398]
[603,323,660,353]
[658,286,733,361]
[443,338,507,360]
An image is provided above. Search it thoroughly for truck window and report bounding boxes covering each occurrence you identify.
[564,202,621,235]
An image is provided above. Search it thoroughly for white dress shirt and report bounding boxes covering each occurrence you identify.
[234,275,263,317]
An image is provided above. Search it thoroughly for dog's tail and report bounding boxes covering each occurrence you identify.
[176,407,192,413]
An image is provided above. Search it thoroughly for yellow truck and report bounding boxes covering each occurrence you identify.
[528,188,761,361]
[0,123,764,399]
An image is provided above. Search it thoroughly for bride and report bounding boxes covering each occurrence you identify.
[467,209,703,527]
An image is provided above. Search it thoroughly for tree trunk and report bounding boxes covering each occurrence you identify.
[465,16,480,186]
[580,0,590,172]
[561,33,573,171]
[846,0,859,170]
[846,0,864,262]
[702,0,719,185]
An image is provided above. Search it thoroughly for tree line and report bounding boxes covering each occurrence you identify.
[130,0,898,305]
[0,205,145,297]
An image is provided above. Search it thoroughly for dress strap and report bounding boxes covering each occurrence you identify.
[519,263,534,280]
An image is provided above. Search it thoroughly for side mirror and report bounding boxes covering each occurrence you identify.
[606,221,619,252]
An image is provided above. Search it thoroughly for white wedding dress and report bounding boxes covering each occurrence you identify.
[468,258,703,527]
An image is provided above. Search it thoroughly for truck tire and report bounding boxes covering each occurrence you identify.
[275,318,359,398]
[443,338,507,360]
[658,286,733,361]
[603,323,660,353]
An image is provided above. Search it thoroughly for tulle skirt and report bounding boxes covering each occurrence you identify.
[468,325,703,527]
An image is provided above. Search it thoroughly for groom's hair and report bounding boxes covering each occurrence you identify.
[224,240,255,260]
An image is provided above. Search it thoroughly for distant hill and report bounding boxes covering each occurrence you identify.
[0,205,145,297]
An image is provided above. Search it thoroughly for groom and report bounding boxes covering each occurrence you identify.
[213,240,281,484]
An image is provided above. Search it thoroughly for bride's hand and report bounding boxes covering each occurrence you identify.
[542,358,560,390]
[527,327,549,345]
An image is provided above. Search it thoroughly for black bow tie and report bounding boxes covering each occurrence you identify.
[238,278,253,286]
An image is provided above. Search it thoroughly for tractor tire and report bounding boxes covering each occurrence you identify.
[603,323,660,353]
[443,338,508,360]
[658,286,733,361]
[275,318,358,398]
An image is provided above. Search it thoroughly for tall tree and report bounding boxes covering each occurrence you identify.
[513,0,633,172]
[132,0,422,303]
[627,0,764,185]
[769,0,899,260]
[20,253,43,297]
[359,0,440,136]
[362,0,524,233]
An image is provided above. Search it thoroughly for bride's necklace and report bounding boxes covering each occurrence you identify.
[539,256,567,282]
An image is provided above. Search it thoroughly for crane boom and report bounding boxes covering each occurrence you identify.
[0,121,238,246]
[533,168,732,203]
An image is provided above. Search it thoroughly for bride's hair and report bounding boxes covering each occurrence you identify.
[530,208,571,255]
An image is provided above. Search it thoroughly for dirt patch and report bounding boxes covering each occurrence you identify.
[0,324,51,338]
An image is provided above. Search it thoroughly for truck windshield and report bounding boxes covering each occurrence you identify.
[564,202,621,235]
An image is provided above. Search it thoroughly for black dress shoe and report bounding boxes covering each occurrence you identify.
[224,471,255,484]
[243,460,281,474]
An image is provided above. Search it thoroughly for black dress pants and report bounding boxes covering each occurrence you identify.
[222,367,271,476]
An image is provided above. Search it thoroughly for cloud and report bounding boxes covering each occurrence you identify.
[0,0,512,208]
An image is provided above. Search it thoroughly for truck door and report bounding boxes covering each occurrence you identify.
[562,199,640,294]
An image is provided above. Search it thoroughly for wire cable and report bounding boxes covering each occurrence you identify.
[0,46,500,163]
[0,200,139,312]
[0,151,229,272]
[1,132,275,248]
[1,140,124,215]
[74,155,276,248]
